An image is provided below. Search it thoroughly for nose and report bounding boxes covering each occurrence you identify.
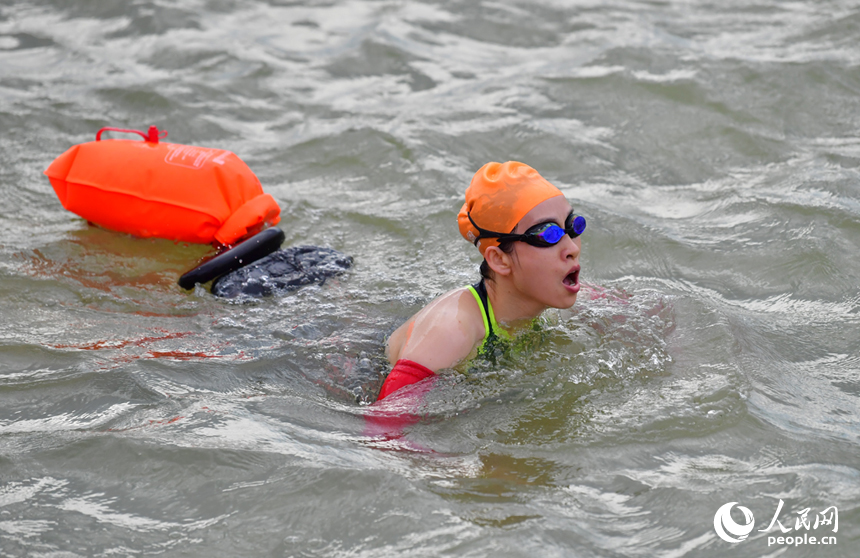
[559,233,580,260]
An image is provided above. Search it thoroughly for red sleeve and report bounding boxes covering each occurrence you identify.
[364,359,437,444]
[376,359,435,401]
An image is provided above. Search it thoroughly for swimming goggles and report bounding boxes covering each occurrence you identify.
[468,211,586,248]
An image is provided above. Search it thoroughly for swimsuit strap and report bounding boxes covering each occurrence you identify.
[467,280,511,349]
[468,280,494,341]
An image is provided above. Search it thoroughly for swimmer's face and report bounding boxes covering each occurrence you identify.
[507,196,581,309]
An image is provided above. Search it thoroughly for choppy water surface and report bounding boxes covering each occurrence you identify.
[1,1,859,556]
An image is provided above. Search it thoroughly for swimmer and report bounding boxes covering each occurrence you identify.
[377,161,585,401]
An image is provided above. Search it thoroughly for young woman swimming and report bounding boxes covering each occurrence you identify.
[377,161,585,401]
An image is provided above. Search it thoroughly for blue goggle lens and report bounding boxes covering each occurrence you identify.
[571,215,586,236]
[537,224,565,244]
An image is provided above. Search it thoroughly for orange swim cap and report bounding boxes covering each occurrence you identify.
[457,161,564,256]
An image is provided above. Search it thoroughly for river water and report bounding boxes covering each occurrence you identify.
[1,1,858,556]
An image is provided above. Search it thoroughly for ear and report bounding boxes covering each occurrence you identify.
[484,245,513,277]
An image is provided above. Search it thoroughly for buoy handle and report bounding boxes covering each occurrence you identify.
[96,125,168,143]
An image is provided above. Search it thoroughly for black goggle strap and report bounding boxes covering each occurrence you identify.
[467,212,512,245]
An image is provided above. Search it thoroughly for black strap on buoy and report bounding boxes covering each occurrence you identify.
[178,227,286,290]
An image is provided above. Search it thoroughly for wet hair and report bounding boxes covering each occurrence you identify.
[479,237,516,281]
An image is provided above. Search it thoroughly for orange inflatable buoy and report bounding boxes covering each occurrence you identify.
[44,126,281,246]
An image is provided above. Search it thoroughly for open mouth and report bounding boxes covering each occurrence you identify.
[562,268,580,288]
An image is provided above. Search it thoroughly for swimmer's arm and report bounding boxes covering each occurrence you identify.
[377,323,475,402]
[396,323,477,371]
[397,291,484,371]
[377,290,484,402]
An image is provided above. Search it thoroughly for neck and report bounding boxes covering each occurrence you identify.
[483,277,547,332]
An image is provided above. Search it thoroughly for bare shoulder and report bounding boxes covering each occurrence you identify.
[386,287,486,370]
